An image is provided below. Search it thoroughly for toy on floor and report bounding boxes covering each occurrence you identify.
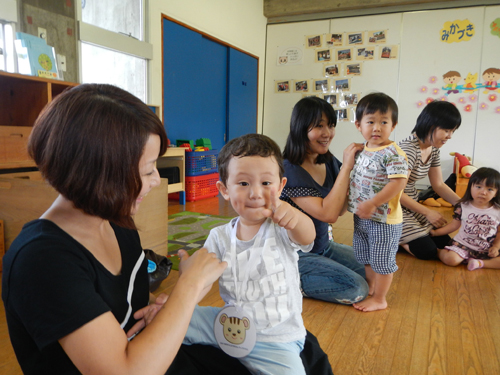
[421,197,452,207]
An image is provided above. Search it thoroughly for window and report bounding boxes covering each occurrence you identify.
[78,0,151,102]
[0,21,16,73]
[81,43,146,101]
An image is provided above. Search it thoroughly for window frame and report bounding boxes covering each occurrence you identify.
[76,0,152,102]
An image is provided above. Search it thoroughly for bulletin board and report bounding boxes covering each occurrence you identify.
[263,5,500,182]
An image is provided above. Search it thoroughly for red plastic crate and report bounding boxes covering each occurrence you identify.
[184,172,219,201]
[185,150,218,176]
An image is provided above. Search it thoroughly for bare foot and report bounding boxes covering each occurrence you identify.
[353,298,388,312]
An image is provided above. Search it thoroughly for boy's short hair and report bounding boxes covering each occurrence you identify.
[443,71,461,78]
[411,100,461,142]
[217,134,284,186]
[28,83,168,229]
[355,92,398,124]
[483,68,500,75]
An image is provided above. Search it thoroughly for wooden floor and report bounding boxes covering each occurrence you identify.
[1,195,500,374]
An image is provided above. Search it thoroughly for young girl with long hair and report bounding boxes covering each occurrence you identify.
[431,167,500,270]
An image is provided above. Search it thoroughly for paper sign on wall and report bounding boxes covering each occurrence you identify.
[277,46,303,66]
[441,19,475,43]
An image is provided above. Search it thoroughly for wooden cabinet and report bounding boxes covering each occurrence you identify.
[0,71,78,170]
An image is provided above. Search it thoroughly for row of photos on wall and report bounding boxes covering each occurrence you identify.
[275,30,399,122]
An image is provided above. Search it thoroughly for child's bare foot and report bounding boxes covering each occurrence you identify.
[353,298,388,312]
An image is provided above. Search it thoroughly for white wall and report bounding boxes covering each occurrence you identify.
[263,5,500,184]
[148,0,268,133]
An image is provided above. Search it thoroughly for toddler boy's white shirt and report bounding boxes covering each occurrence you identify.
[204,217,313,343]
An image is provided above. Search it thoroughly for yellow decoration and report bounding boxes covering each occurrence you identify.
[441,20,475,43]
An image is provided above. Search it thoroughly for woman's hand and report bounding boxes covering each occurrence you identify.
[425,209,447,228]
[126,293,168,339]
[178,248,227,303]
[342,142,364,170]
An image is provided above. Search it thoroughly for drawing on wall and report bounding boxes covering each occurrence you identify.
[275,80,291,93]
[440,19,475,43]
[336,48,352,62]
[334,78,351,92]
[294,79,309,92]
[416,71,500,114]
[380,45,398,59]
[326,33,343,46]
[346,63,362,76]
[347,32,363,45]
[367,30,387,44]
[482,68,500,94]
[315,49,332,62]
[443,70,462,94]
[440,68,500,96]
[313,79,329,92]
[324,94,337,106]
[306,34,323,48]
[324,63,341,77]
[356,47,375,60]
[276,46,304,66]
[491,18,500,38]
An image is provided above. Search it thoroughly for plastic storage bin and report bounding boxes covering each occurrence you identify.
[185,149,218,176]
[184,172,220,201]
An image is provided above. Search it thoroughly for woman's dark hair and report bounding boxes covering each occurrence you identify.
[283,96,336,165]
[355,92,398,124]
[28,83,168,229]
[217,133,283,186]
[412,100,461,142]
[459,167,500,207]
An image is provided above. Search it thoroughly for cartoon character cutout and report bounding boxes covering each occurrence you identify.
[482,68,500,94]
[220,313,250,345]
[278,56,288,65]
[463,72,478,93]
[443,71,461,95]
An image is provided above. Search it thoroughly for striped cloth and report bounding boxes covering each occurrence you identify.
[398,134,441,243]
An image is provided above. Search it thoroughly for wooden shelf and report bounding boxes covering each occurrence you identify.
[0,71,78,170]
[158,147,186,204]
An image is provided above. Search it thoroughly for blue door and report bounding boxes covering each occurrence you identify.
[227,48,258,141]
[163,20,227,151]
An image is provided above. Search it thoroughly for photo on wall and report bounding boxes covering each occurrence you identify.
[294,79,309,93]
[380,45,399,59]
[306,34,323,48]
[324,63,341,77]
[367,30,387,44]
[346,62,363,76]
[275,80,291,93]
[315,49,332,62]
[334,108,350,122]
[336,48,353,62]
[313,78,329,92]
[347,32,364,45]
[324,94,338,106]
[356,47,375,60]
[333,77,351,92]
[326,33,344,46]
[340,92,361,106]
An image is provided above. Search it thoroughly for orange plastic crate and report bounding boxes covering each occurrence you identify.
[184,172,219,202]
